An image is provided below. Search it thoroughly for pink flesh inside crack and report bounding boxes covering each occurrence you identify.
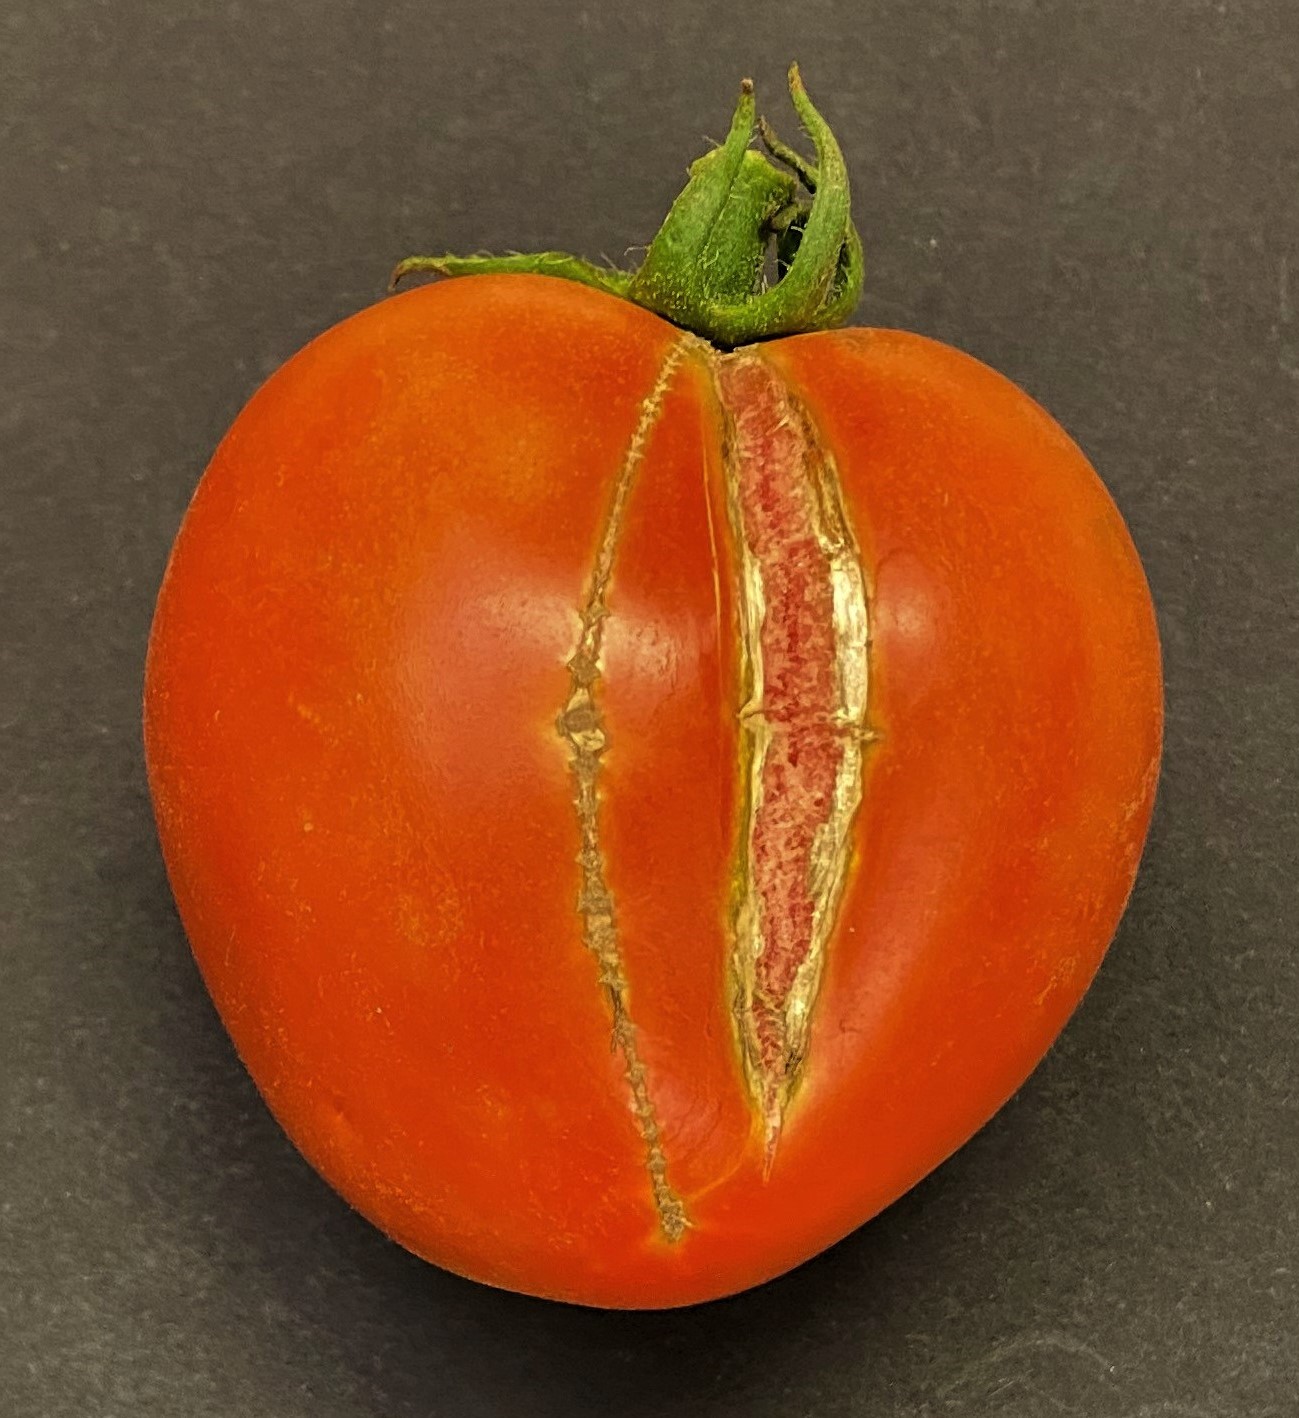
[716,354,851,1118]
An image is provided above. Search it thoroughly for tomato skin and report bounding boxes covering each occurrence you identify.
[145,274,1161,1308]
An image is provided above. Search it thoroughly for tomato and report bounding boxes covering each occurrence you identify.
[144,71,1161,1308]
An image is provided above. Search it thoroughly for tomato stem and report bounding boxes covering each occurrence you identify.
[390,65,863,348]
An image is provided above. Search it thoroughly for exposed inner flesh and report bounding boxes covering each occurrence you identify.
[558,340,867,1235]
[714,353,870,1155]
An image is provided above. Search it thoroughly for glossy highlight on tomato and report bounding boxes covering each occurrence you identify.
[144,72,1162,1309]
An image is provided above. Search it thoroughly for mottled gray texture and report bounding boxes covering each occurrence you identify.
[2,1,1296,1415]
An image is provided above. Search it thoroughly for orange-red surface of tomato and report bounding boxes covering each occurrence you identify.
[144,275,1162,1308]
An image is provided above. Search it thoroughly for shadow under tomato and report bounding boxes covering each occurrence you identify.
[119,755,1171,1418]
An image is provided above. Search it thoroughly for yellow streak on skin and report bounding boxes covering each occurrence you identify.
[712,350,872,1159]
[556,337,697,1242]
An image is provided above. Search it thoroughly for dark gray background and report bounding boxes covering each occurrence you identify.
[3,1,1296,1414]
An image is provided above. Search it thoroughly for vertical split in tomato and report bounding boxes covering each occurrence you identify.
[713,351,871,1155]
[556,336,698,1241]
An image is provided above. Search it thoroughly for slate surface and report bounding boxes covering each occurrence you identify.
[3,2,1296,1414]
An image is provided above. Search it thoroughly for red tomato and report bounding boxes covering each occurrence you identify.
[145,272,1161,1307]
[145,71,1161,1307]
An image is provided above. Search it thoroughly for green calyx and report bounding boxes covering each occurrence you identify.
[390,65,863,348]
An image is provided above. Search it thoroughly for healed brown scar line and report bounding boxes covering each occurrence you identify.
[556,336,696,1242]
